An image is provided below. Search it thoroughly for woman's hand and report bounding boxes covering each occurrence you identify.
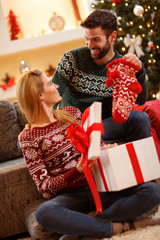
[76,157,96,173]
[101,143,118,150]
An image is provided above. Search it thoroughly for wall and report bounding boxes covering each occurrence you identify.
[0,38,85,79]
[0,37,86,100]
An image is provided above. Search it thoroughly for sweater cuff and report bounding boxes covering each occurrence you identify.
[64,167,84,184]
[135,63,146,79]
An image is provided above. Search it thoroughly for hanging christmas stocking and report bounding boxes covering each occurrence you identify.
[106,58,142,124]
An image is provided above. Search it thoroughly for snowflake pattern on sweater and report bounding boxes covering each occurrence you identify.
[53,47,147,118]
[20,106,87,199]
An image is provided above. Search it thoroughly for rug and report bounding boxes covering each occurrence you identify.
[18,207,160,240]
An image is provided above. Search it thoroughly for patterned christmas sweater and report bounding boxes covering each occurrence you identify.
[19,106,87,199]
[52,47,148,118]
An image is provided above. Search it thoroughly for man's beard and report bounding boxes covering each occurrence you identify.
[90,40,111,60]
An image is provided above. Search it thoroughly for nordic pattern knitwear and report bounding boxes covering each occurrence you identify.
[19,106,87,200]
[52,47,148,119]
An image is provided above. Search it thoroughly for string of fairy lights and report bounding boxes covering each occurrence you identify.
[91,0,159,64]
[91,0,160,99]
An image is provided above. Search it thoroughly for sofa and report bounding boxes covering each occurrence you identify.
[0,99,160,239]
[0,100,61,240]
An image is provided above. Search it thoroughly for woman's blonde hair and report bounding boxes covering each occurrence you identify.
[16,69,80,125]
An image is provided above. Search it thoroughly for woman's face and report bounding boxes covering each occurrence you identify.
[40,74,62,106]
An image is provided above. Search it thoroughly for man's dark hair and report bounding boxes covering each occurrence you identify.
[80,9,117,38]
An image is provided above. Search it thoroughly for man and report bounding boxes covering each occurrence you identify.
[52,9,150,142]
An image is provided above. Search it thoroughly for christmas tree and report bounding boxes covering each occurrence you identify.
[91,0,160,100]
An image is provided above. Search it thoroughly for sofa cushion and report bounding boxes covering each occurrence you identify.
[0,100,23,162]
[13,101,28,130]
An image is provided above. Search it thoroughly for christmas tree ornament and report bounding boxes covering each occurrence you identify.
[124,35,144,58]
[111,0,122,4]
[148,41,154,50]
[133,5,144,16]
[106,59,142,124]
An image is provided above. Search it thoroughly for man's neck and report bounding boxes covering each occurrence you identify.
[93,50,115,65]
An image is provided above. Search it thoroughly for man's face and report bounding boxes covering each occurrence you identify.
[84,26,111,60]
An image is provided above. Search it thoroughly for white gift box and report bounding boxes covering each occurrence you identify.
[94,136,160,192]
[82,102,102,160]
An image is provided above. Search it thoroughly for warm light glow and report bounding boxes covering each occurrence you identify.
[156,91,160,100]
[150,54,153,57]
[139,25,142,29]
[147,23,150,27]
[156,45,159,49]
[100,0,104,3]
[132,35,136,38]
[119,37,123,40]
[129,21,133,26]
[19,59,30,74]
[154,6,157,10]
[148,6,151,9]
[153,59,156,63]
[148,59,152,63]
[125,3,128,6]
[112,3,116,7]
[122,47,126,51]
[25,67,29,71]
[119,28,122,31]
[142,34,145,37]
[150,29,153,33]
[152,94,156,98]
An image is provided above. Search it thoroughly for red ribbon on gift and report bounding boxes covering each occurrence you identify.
[97,157,109,192]
[126,142,144,184]
[67,106,104,213]
[95,142,144,193]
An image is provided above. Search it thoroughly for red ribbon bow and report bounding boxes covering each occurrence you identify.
[67,123,89,153]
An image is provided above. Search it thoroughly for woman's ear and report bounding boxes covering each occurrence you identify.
[39,93,44,101]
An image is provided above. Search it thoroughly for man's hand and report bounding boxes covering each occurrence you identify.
[123,53,142,69]
[18,124,31,144]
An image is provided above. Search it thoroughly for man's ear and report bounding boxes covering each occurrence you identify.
[109,31,117,43]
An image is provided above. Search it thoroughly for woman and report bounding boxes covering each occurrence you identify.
[17,69,160,239]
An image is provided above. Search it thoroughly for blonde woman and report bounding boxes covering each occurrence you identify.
[17,69,160,240]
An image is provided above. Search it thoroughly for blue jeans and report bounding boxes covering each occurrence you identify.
[102,110,151,141]
[35,182,160,238]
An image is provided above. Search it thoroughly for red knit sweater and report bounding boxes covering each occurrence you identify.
[19,106,87,199]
